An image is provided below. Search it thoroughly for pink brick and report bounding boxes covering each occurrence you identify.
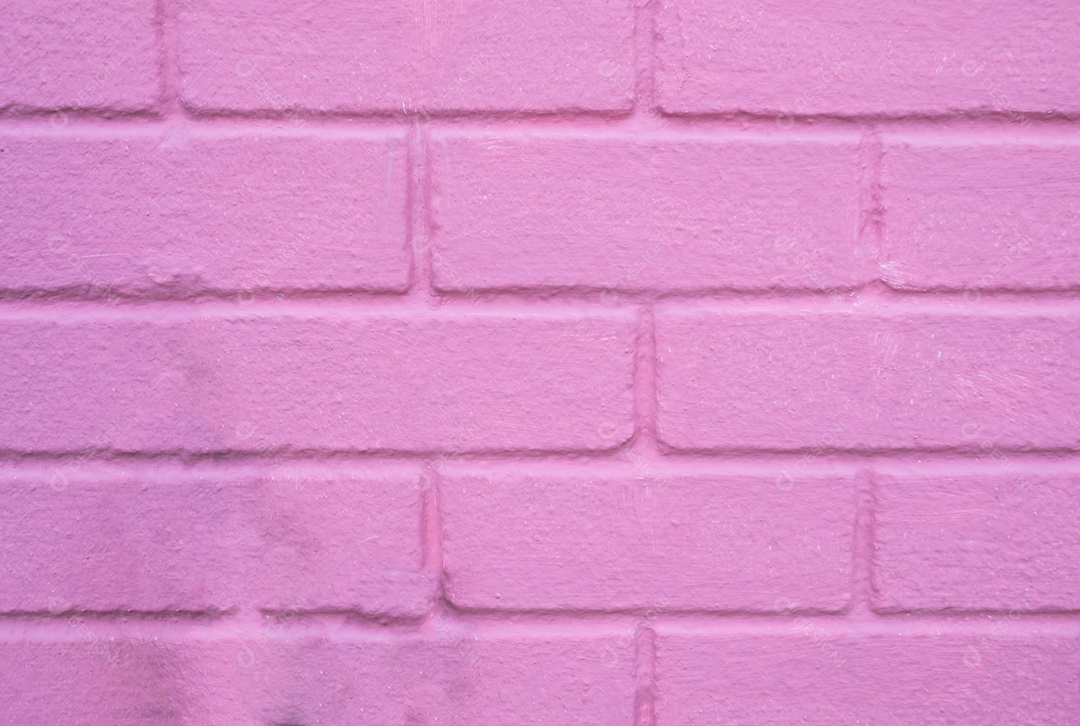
[0,133,409,296]
[177,0,635,114]
[431,134,869,292]
[657,0,1080,116]
[0,637,182,726]
[440,466,854,611]
[0,312,634,453]
[0,466,430,614]
[0,630,637,725]
[656,309,1080,451]
[656,629,1080,724]
[0,0,160,113]
[881,140,1080,291]
[874,468,1080,612]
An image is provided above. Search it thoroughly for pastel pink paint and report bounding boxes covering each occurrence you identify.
[1,0,1079,723]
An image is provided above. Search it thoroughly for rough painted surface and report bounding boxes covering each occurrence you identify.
[656,0,1080,116]
[431,134,869,292]
[0,0,160,113]
[880,139,1080,290]
[0,133,410,295]
[874,468,1080,612]
[2,0,1080,724]
[177,0,636,114]
[0,312,634,453]
[440,466,854,611]
[0,466,433,614]
[656,309,1080,452]
[656,630,1080,724]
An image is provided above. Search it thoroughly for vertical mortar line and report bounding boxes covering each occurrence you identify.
[419,460,445,610]
[858,125,885,281]
[407,117,438,305]
[633,304,660,455]
[850,124,885,618]
[634,620,657,726]
[631,0,660,122]
[851,465,877,619]
[156,0,183,120]
[400,111,442,622]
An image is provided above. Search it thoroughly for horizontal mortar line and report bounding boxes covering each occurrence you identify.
[0,106,635,130]
[6,101,1080,123]
[444,607,1080,623]
[6,453,1080,481]
[0,457,433,476]
[2,290,1080,316]
[0,618,424,640]
[1,611,1079,638]
[4,109,1080,138]
[257,607,425,623]
[443,603,849,619]
[425,112,1080,139]
[655,445,1080,459]
[416,286,1080,304]
[180,105,637,124]
[656,108,1080,127]
[0,117,414,138]
[6,445,1080,468]
[649,611,1080,632]
[0,608,234,622]
[0,297,644,318]
[0,288,418,306]
[649,296,1080,315]
[422,450,1080,471]
[0,448,637,467]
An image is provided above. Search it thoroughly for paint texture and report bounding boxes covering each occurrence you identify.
[1,0,1080,723]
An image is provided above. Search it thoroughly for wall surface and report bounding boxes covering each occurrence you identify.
[2,1,1080,724]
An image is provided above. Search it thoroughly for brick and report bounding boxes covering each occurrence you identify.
[0,630,637,725]
[655,309,1080,451]
[431,134,869,292]
[176,0,635,114]
[0,466,430,614]
[0,311,634,454]
[440,466,854,611]
[0,133,409,296]
[0,637,184,726]
[874,468,1080,612]
[881,140,1080,291]
[655,629,1080,724]
[0,0,160,113]
[656,0,1080,116]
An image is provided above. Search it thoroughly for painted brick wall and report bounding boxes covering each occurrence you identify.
[2,1,1079,724]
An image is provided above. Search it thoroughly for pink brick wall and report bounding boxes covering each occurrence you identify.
[2,1,1079,723]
